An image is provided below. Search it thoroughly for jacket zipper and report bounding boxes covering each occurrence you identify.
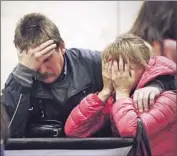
[8,93,23,128]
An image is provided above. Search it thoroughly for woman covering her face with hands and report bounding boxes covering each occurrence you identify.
[65,34,176,156]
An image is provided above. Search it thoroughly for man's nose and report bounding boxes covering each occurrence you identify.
[38,65,48,74]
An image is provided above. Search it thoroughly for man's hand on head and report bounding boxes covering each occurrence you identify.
[17,40,57,71]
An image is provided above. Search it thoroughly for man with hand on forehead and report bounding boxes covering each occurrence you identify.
[2,13,175,138]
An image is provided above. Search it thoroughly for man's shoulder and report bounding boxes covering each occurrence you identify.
[66,48,101,60]
[3,65,18,87]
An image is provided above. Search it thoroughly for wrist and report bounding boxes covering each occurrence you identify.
[20,62,38,71]
[148,80,164,92]
[98,89,112,102]
[13,63,37,87]
[115,90,129,101]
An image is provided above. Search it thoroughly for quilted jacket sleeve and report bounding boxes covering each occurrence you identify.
[64,93,109,137]
[111,91,176,138]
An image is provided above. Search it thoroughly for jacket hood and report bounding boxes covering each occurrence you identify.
[137,56,176,89]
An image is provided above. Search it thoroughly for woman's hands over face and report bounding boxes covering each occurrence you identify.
[111,58,134,96]
[98,60,114,102]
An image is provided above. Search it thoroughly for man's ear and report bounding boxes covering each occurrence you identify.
[58,41,66,55]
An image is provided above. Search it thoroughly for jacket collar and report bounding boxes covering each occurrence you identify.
[136,56,176,89]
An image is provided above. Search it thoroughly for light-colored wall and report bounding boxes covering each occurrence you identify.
[1,1,142,89]
[119,1,143,34]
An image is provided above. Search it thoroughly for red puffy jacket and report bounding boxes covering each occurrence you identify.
[65,56,176,156]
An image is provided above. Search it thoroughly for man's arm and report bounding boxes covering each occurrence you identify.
[2,64,35,137]
[156,75,177,91]
[79,49,103,92]
[133,75,177,112]
[2,40,57,138]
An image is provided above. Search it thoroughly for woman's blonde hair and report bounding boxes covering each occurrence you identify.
[102,33,154,67]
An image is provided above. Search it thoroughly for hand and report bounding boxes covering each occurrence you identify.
[133,86,161,112]
[98,61,113,102]
[112,58,134,95]
[17,40,57,71]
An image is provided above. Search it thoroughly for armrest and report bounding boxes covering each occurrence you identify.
[6,137,134,150]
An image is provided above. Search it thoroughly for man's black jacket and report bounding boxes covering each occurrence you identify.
[2,48,106,137]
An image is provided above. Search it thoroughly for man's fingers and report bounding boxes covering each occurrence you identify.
[34,40,54,52]
[143,91,150,112]
[41,50,54,61]
[149,92,156,106]
[134,88,158,112]
[137,91,144,113]
[35,44,57,58]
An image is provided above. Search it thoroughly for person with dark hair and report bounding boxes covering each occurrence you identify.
[1,13,175,138]
[1,104,9,156]
[129,1,177,103]
[130,1,177,63]
[2,13,105,138]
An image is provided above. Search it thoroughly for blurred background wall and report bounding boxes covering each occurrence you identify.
[1,1,143,89]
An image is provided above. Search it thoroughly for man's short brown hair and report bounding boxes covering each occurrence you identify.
[14,13,63,51]
[102,33,154,67]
